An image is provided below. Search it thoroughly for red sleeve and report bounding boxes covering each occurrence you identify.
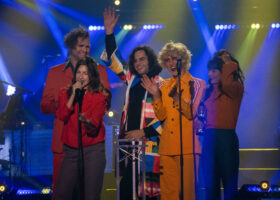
[41,69,57,114]
[84,93,107,128]
[55,88,74,122]
[221,62,244,98]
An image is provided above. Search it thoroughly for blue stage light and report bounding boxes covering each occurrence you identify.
[6,85,16,96]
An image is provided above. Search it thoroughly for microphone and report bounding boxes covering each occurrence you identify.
[75,79,84,101]
[176,58,182,76]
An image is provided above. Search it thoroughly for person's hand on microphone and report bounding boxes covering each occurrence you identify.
[72,79,83,96]
[66,79,83,109]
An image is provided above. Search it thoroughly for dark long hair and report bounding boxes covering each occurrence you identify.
[67,57,106,98]
[214,49,245,83]
[204,50,244,101]
[128,46,162,77]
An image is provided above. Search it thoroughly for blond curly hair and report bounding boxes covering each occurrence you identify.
[158,41,192,70]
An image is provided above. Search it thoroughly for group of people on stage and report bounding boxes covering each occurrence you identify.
[41,6,244,200]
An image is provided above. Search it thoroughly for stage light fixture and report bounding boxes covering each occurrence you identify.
[143,24,165,30]
[251,23,260,29]
[276,23,280,28]
[271,23,276,28]
[6,85,16,96]
[114,0,120,6]
[108,110,114,118]
[215,25,220,30]
[123,24,133,30]
[0,183,7,193]
[41,187,51,194]
[88,25,105,31]
[260,181,270,191]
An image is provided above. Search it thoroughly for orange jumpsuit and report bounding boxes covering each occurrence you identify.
[152,71,206,200]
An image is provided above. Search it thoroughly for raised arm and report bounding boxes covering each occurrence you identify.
[219,54,244,98]
[103,7,119,58]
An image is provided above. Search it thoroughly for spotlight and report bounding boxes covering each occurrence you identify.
[114,0,120,6]
[108,110,114,118]
[0,183,8,193]
[276,23,280,28]
[41,187,52,194]
[215,25,220,30]
[271,23,276,28]
[88,25,94,31]
[123,24,133,30]
[88,25,105,31]
[251,23,260,29]
[6,85,16,96]
[260,181,270,191]
[21,121,25,126]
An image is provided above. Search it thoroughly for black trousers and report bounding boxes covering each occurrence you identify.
[202,129,239,200]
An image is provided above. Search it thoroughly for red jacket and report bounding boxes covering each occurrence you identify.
[40,62,110,153]
[56,88,106,148]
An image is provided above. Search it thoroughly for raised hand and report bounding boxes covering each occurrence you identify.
[141,74,161,100]
[103,7,119,35]
[219,53,231,64]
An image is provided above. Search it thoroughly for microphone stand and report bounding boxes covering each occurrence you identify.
[189,80,198,200]
[76,89,85,200]
[176,59,184,200]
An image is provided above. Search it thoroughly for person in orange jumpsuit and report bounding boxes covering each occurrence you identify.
[130,41,206,200]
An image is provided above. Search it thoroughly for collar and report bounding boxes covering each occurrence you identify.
[169,71,193,85]
[63,60,74,72]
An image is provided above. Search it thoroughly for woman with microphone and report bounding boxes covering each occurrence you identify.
[54,57,109,200]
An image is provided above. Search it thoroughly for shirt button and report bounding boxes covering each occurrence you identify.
[170,131,173,134]
[171,118,174,121]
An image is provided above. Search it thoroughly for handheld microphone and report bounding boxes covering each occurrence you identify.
[176,58,182,76]
[75,79,84,101]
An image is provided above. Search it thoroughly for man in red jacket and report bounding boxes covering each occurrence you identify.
[40,27,110,198]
